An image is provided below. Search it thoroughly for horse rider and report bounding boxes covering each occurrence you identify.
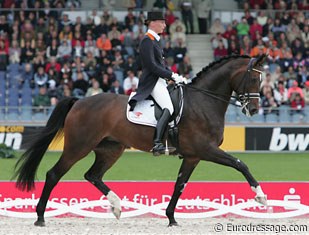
[128,11,186,156]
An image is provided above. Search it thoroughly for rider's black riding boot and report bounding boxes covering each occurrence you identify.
[152,108,171,156]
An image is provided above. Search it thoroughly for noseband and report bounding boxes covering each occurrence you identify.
[236,58,263,116]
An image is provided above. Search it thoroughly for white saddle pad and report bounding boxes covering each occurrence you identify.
[126,90,184,128]
[127,92,157,127]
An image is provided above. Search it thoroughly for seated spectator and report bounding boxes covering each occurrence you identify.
[284,66,297,88]
[222,24,237,41]
[171,25,186,46]
[271,18,286,40]
[228,40,240,55]
[85,79,103,97]
[274,81,288,105]
[20,40,35,63]
[47,79,60,101]
[84,34,99,57]
[163,41,175,59]
[132,19,147,39]
[261,90,280,116]
[289,93,305,116]
[124,8,136,30]
[33,86,51,113]
[256,10,268,26]
[8,40,21,64]
[291,38,305,57]
[20,63,34,88]
[260,73,275,93]
[47,68,60,86]
[108,25,122,48]
[110,79,125,95]
[123,55,138,76]
[59,25,73,42]
[293,52,306,71]
[72,39,84,58]
[34,66,48,87]
[121,27,135,55]
[297,65,309,88]
[100,72,114,92]
[212,33,228,50]
[214,40,228,60]
[249,18,263,42]
[278,41,293,72]
[0,40,8,71]
[46,38,59,60]
[287,81,304,101]
[209,18,225,37]
[178,55,193,78]
[45,56,61,73]
[72,72,89,98]
[236,17,250,39]
[250,38,267,57]
[173,38,187,63]
[123,70,139,95]
[58,40,72,62]
[240,35,252,55]
[83,51,97,77]
[111,49,124,71]
[96,33,112,52]
[166,57,178,73]
[270,65,283,85]
[89,9,101,26]
[165,9,176,34]
[72,31,85,48]
[169,17,186,35]
[286,18,301,43]
[303,81,309,104]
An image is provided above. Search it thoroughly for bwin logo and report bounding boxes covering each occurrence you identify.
[269,128,309,151]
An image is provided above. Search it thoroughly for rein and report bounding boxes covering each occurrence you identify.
[185,58,263,109]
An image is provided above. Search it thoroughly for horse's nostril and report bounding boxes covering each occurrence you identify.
[250,108,258,115]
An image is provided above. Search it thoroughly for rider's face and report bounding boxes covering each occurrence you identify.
[149,20,166,34]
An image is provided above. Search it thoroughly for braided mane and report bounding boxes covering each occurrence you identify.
[192,54,251,83]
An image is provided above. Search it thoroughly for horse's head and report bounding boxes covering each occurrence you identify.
[233,54,267,116]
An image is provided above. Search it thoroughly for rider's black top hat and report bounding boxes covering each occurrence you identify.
[144,11,165,25]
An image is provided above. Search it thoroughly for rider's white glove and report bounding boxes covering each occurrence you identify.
[171,72,188,84]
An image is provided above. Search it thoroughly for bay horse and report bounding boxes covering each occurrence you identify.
[14,54,267,227]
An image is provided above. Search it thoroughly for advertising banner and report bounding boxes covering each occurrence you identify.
[0,182,308,219]
[246,127,309,151]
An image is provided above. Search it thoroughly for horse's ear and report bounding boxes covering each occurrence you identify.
[254,54,268,67]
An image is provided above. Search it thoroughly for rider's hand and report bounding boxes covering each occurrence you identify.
[171,73,188,84]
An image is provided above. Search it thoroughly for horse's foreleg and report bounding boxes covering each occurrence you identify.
[202,146,267,205]
[84,140,125,219]
[166,158,199,227]
[35,157,78,226]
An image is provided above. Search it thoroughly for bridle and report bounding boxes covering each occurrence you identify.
[235,58,263,116]
[185,58,264,115]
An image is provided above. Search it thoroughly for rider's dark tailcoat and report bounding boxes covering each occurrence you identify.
[128,33,173,110]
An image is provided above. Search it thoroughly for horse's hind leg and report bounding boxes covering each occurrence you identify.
[84,139,126,219]
[35,154,84,226]
[166,158,200,226]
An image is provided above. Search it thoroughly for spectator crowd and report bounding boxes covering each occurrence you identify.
[0,0,193,116]
[209,0,308,121]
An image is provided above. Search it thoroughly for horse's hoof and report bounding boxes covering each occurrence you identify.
[111,206,121,220]
[255,196,267,206]
[168,222,179,227]
[34,220,45,227]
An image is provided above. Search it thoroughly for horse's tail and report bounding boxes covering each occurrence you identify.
[14,97,78,191]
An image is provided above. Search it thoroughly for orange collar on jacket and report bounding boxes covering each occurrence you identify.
[145,32,155,41]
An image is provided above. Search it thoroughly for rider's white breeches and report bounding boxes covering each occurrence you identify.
[151,78,174,115]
